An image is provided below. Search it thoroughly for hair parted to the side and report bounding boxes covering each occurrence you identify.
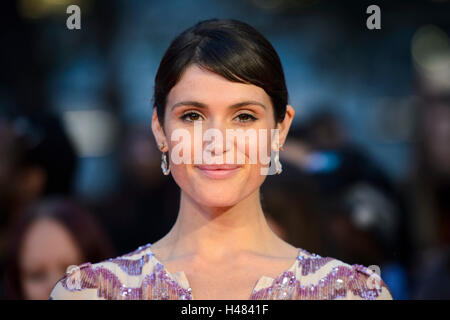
[152,18,289,127]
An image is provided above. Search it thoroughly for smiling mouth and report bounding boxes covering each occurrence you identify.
[195,164,242,179]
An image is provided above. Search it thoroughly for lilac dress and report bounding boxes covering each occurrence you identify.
[49,243,393,300]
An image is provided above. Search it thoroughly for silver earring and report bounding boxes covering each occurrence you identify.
[274,151,282,174]
[161,152,170,175]
[159,142,170,175]
[274,143,283,175]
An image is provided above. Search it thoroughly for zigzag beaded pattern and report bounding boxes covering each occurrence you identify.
[106,253,152,276]
[57,244,387,300]
[61,262,192,300]
[249,264,383,300]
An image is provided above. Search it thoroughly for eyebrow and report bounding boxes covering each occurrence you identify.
[170,100,267,112]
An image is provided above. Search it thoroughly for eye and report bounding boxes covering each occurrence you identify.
[235,113,257,123]
[181,111,203,122]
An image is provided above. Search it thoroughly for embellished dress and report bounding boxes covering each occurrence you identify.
[49,243,393,300]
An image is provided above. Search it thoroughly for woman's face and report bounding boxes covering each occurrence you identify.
[19,218,83,300]
[152,64,294,207]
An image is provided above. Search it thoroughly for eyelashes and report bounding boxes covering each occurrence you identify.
[180,111,258,123]
[235,113,258,123]
[180,112,202,122]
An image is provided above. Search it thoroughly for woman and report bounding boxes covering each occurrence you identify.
[3,197,114,299]
[50,18,393,300]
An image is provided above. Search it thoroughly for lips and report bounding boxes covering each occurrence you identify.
[195,164,242,179]
[196,164,241,170]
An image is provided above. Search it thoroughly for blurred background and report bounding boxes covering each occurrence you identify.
[0,0,449,300]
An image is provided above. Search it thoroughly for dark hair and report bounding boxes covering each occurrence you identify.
[0,112,78,195]
[2,196,115,299]
[153,18,289,126]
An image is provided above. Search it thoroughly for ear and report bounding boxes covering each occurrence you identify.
[151,108,168,152]
[276,104,295,148]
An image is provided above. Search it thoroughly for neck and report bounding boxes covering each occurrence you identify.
[156,188,283,262]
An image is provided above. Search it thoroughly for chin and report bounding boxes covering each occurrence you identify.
[172,166,259,207]
[191,188,243,208]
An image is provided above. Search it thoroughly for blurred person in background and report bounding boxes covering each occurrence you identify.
[0,112,78,296]
[401,92,450,299]
[0,112,78,227]
[279,110,409,299]
[261,128,327,256]
[261,162,326,256]
[2,196,114,299]
[85,124,179,256]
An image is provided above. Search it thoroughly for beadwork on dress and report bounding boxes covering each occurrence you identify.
[51,243,392,300]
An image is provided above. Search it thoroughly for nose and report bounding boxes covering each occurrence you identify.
[203,119,232,157]
[204,134,232,156]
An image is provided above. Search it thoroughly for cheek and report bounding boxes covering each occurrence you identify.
[239,125,273,168]
[165,132,193,192]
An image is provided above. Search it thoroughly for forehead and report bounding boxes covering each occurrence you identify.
[167,64,271,107]
[20,219,80,266]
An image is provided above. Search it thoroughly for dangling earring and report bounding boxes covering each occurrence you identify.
[159,143,170,175]
[274,143,283,175]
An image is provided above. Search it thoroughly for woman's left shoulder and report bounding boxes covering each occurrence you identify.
[296,249,394,300]
[323,256,394,300]
[346,262,394,300]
